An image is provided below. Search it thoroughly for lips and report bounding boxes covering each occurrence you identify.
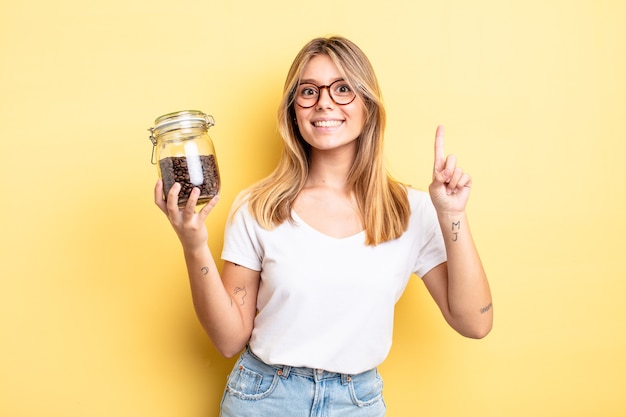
[312,120,344,127]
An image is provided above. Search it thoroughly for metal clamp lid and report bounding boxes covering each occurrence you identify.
[147,110,215,165]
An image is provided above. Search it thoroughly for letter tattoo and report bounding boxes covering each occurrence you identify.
[452,221,461,241]
[233,286,247,306]
[480,302,493,314]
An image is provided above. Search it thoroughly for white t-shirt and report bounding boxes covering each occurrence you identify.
[221,187,446,374]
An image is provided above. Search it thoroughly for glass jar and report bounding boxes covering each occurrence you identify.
[149,110,220,207]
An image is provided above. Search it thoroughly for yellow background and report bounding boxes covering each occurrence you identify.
[1,0,624,416]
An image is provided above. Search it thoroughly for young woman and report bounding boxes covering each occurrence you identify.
[155,36,492,417]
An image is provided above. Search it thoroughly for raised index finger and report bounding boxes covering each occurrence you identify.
[434,125,445,174]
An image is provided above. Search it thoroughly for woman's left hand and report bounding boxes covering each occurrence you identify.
[428,125,472,215]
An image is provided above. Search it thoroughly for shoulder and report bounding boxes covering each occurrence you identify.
[404,186,439,231]
[227,191,253,223]
[405,186,434,209]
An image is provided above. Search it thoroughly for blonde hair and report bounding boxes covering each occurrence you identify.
[242,36,410,245]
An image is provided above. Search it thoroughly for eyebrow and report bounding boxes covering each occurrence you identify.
[299,77,344,85]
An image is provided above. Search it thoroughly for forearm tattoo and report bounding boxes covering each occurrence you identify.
[480,302,493,314]
[451,220,461,242]
[200,266,209,275]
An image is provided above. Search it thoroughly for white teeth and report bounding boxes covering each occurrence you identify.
[313,120,343,127]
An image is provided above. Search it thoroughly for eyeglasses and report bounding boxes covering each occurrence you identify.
[294,79,357,108]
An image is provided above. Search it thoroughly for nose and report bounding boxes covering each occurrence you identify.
[316,86,334,109]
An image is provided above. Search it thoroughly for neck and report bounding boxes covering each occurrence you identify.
[306,148,354,191]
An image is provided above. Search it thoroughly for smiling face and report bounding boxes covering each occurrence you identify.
[294,54,366,154]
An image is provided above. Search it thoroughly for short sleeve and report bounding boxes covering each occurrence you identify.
[410,189,447,278]
[221,196,263,271]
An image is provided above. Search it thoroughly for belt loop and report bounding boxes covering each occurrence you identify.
[341,374,353,385]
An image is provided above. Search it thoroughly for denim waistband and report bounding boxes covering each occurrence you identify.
[244,346,366,384]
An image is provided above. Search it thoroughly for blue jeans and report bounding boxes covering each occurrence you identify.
[220,347,386,417]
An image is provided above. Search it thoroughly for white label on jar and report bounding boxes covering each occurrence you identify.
[184,141,204,186]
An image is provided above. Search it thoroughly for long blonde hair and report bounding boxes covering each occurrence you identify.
[243,36,410,245]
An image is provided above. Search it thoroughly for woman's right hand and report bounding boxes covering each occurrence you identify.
[154,179,220,251]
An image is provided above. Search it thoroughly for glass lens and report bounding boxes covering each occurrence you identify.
[295,84,319,108]
[329,81,355,104]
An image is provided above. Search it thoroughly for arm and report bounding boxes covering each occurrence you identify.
[155,181,260,357]
[422,126,493,339]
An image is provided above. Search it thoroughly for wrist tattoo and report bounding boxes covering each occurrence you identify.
[200,266,209,275]
[451,220,461,241]
[233,286,247,306]
[480,302,493,314]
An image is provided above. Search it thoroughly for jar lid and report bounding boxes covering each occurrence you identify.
[148,110,215,164]
[149,110,215,138]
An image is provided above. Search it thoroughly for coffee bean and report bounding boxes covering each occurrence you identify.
[160,154,220,206]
